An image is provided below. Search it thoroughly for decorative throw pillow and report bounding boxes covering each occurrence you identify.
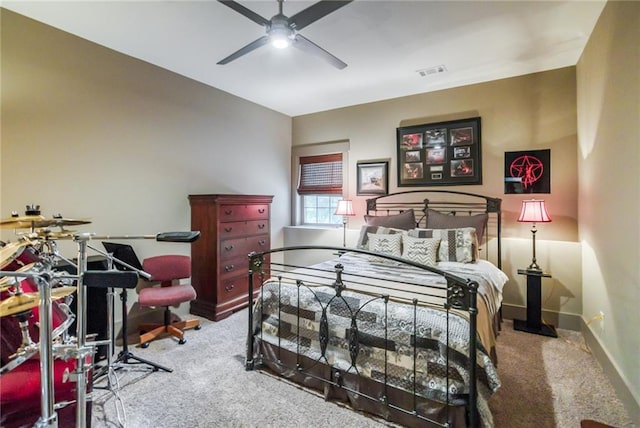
[425,209,488,242]
[408,227,478,263]
[402,235,440,266]
[363,209,416,230]
[367,232,402,263]
[356,225,404,249]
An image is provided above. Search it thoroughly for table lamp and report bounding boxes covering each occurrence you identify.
[518,199,551,271]
[334,199,355,247]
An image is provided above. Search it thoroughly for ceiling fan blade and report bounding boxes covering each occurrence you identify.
[289,1,353,31]
[218,0,270,27]
[217,35,270,65]
[293,34,347,70]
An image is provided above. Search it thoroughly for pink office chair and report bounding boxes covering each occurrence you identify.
[138,255,200,347]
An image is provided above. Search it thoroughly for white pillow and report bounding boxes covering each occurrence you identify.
[367,232,402,262]
[402,235,440,266]
[357,225,404,249]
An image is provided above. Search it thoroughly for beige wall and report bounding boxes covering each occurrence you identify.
[1,10,292,318]
[577,0,640,418]
[2,2,638,418]
[292,67,582,320]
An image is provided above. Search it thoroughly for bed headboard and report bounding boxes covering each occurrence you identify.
[365,190,502,268]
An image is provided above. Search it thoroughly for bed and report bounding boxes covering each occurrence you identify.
[245,190,505,427]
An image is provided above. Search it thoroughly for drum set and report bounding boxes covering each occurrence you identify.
[0,205,197,428]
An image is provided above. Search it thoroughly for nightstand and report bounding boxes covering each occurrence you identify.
[513,269,558,338]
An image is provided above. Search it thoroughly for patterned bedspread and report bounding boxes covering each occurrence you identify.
[251,252,506,426]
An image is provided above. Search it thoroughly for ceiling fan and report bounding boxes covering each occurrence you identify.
[217,0,353,69]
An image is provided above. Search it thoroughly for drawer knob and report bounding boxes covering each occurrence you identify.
[225,284,235,293]
[258,240,266,246]
[224,209,233,215]
[224,227,233,232]
[258,208,265,214]
[224,264,234,272]
[258,223,265,229]
[225,245,234,251]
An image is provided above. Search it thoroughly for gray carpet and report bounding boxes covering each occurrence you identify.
[91,309,635,428]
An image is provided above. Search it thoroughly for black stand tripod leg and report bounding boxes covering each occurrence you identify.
[115,350,172,372]
[114,289,172,373]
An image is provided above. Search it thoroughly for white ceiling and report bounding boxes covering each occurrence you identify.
[2,0,606,117]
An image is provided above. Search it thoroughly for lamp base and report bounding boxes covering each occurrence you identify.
[526,263,542,271]
[342,220,347,247]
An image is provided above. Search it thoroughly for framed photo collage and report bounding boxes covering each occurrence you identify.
[396,117,482,187]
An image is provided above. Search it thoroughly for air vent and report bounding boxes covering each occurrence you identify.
[417,65,447,77]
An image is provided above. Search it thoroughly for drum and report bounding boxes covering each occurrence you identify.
[0,242,41,271]
[0,273,69,368]
[0,356,93,427]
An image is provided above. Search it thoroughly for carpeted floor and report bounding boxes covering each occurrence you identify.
[91,309,635,428]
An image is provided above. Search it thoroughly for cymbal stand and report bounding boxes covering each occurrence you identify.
[39,241,77,345]
[90,255,117,384]
[35,270,57,427]
[0,268,58,427]
[72,234,95,428]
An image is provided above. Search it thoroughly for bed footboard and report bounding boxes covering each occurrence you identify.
[246,246,497,428]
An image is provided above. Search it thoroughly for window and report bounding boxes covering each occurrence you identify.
[297,153,344,225]
[302,195,344,225]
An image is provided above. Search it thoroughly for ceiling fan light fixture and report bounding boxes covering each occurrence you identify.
[271,34,291,49]
[217,0,352,68]
[269,25,293,49]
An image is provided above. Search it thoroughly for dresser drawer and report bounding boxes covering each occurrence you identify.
[220,204,269,222]
[217,275,247,301]
[220,235,269,261]
[220,256,248,280]
[218,220,269,239]
[217,273,266,302]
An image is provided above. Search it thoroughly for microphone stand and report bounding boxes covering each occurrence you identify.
[86,243,171,376]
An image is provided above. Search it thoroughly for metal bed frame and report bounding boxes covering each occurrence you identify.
[245,190,502,427]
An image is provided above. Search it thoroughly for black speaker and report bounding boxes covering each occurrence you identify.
[54,255,109,361]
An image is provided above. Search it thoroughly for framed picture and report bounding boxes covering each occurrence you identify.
[504,149,551,194]
[357,161,389,195]
[396,117,482,186]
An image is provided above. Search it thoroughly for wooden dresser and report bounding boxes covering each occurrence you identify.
[188,194,273,321]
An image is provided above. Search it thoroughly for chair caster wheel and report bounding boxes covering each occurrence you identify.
[141,342,150,349]
[179,339,186,345]
[195,325,202,330]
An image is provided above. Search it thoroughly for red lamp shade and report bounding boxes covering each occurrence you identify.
[518,199,551,223]
[334,199,355,216]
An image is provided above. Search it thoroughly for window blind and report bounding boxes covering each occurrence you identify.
[297,153,343,195]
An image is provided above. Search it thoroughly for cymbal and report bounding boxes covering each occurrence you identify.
[0,215,45,229]
[0,241,29,270]
[34,230,77,240]
[42,218,91,227]
[0,263,38,290]
[0,215,91,229]
[0,286,76,317]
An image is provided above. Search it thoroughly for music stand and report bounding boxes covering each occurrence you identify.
[100,242,171,373]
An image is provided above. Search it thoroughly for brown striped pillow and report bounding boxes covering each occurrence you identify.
[407,227,478,263]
